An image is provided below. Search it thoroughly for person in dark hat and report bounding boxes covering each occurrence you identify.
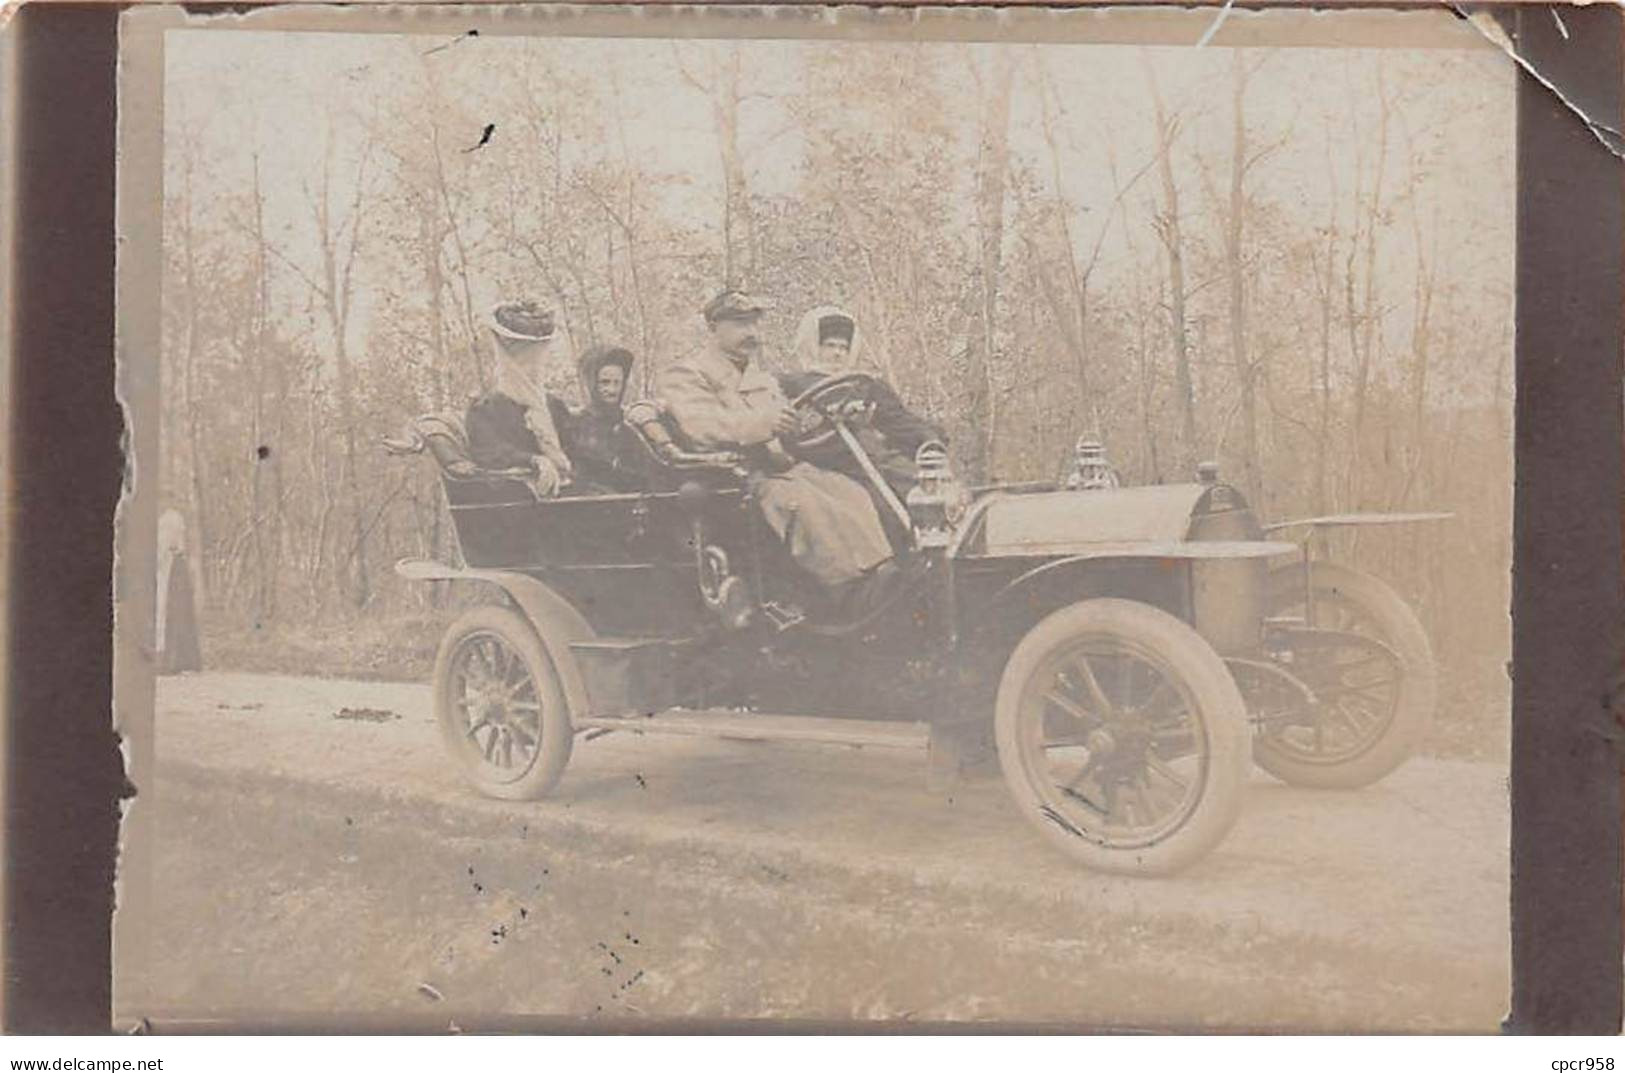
[781,304,946,500]
[657,289,897,616]
[558,344,645,494]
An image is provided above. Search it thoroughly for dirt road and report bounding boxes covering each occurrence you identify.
[129,671,1509,1030]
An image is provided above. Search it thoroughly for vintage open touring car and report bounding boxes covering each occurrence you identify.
[385,372,1446,875]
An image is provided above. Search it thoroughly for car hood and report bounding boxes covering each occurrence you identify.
[970,483,1216,556]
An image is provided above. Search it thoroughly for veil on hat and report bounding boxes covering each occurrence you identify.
[488,302,572,495]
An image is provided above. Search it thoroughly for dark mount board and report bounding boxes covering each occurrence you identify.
[6,1,122,1035]
[1509,1,1624,1035]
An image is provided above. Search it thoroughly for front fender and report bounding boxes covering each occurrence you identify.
[979,541,1296,655]
[986,553,1187,628]
[395,558,595,719]
[987,541,1295,607]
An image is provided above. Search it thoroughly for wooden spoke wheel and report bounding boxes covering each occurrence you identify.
[1251,563,1436,789]
[433,605,574,800]
[995,599,1250,876]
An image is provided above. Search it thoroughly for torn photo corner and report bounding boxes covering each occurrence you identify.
[113,1,1524,1030]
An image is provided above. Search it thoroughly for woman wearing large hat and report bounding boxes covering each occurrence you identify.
[464,300,575,497]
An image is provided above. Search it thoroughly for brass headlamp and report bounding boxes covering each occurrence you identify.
[906,441,965,549]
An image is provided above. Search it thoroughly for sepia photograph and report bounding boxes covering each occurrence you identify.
[114,3,1515,1030]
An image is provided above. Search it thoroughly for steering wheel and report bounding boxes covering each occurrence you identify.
[784,372,881,451]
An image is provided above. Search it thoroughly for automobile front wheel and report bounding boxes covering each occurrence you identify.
[994,599,1250,876]
[1250,562,1435,789]
[432,604,574,800]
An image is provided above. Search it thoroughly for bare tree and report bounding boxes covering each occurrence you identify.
[1306,128,1342,513]
[171,121,215,605]
[1143,55,1199,475]
[260,124,377,608]
[1033,54,1095,411]
[966,47,1017,479]
[1196,52,1287,511]
[246,153,273,623]
[607,58,655,390]
[1395,181,1441,509]
[1030,55,1166,438]
[310,131,377,609]
[675,43,761,287]
[1224,53,1259,509]
[1344,59,1392,510]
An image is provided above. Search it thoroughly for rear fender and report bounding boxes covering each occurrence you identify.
[395,558,595,718]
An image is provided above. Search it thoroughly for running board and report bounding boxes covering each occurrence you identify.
[573,710,931,751]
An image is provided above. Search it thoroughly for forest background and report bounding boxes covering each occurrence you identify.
[159,29,1514,757]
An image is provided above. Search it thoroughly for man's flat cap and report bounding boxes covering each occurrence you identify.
[702,289,770,323]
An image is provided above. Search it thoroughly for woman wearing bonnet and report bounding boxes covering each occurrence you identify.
[464,300,576,498]
[780,304,945,498]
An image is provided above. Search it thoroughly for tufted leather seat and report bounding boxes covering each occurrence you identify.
[622,399,744,475]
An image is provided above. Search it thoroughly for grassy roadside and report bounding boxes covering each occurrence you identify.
[204,615,444,684]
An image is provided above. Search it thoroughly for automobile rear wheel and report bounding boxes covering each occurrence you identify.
[1251,563,1435,789]
[433,604,574,800]
[994,599,1250,876]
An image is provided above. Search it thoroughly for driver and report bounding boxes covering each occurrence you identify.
[657,290,897,614]
[781,304,946,498]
